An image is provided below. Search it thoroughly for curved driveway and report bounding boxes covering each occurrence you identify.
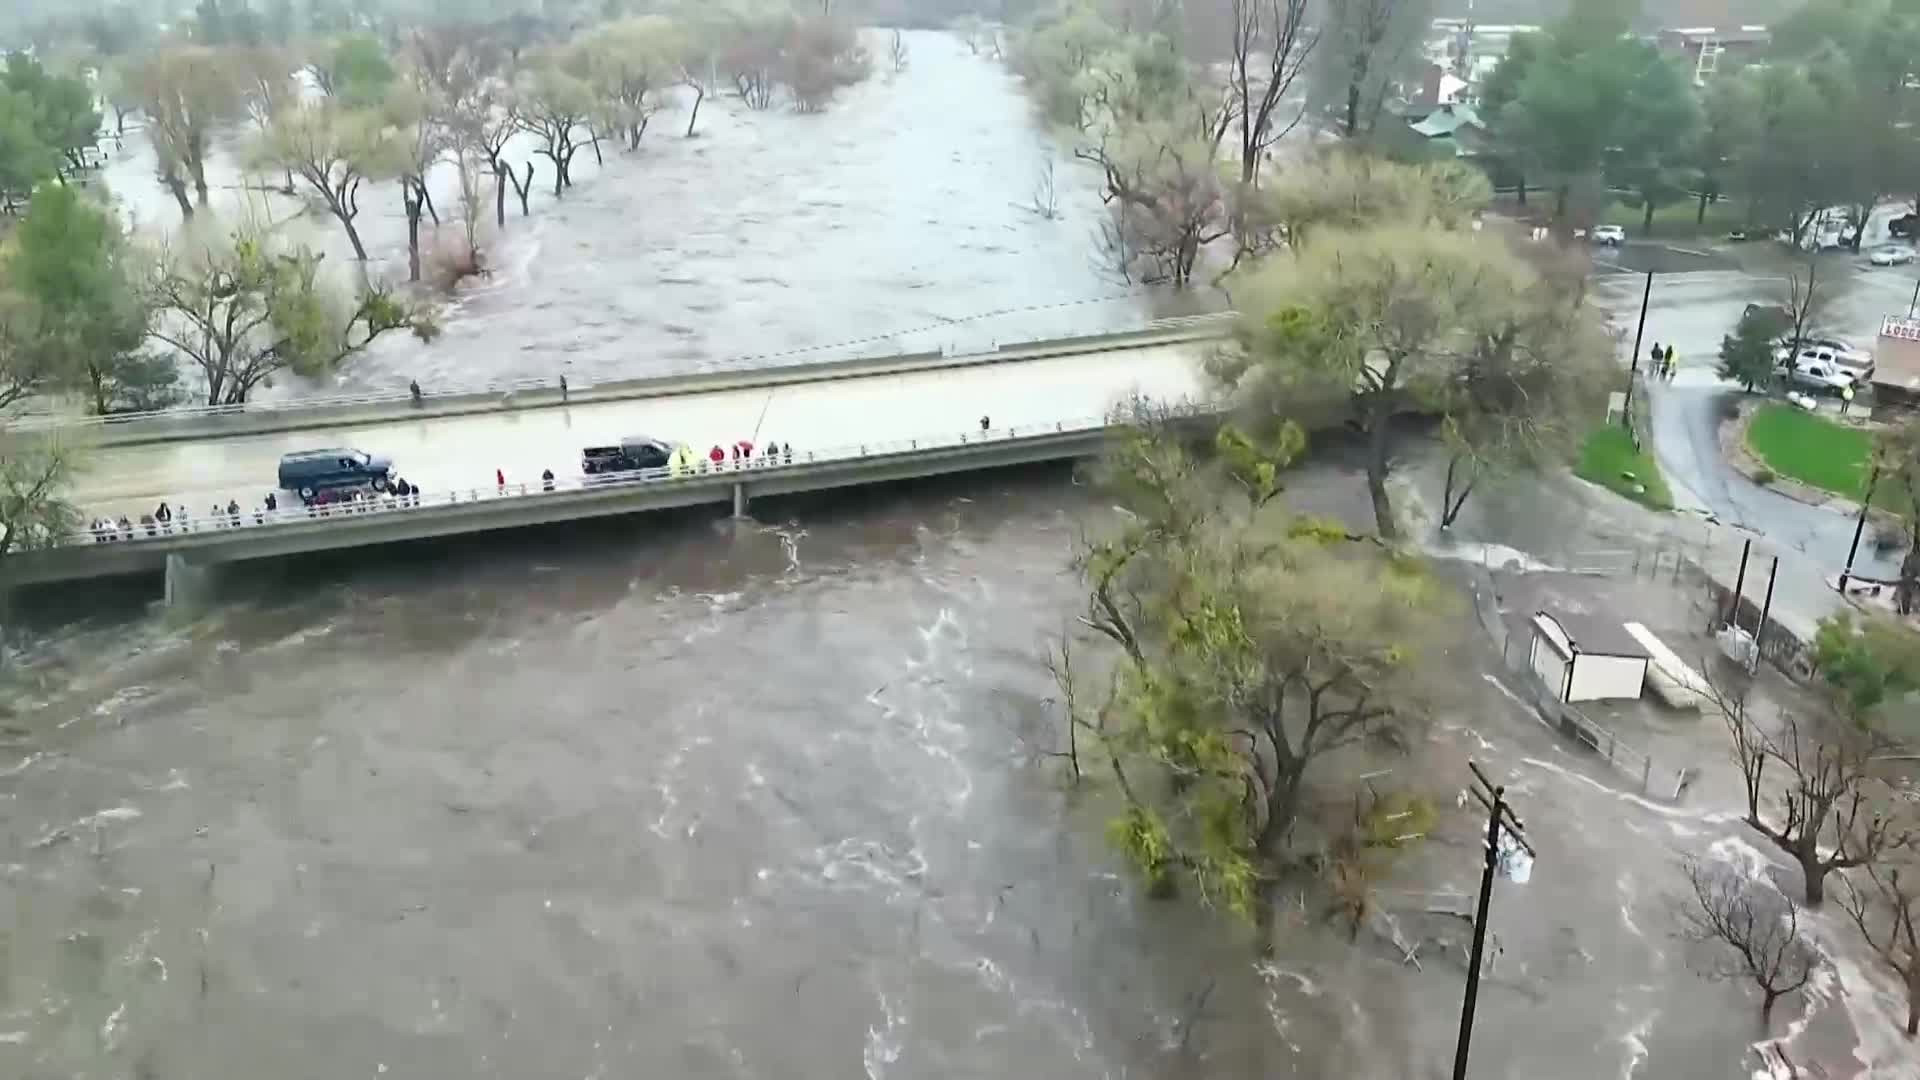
[1591,268,1900,580]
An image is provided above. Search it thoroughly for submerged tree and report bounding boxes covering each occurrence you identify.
[0,435,81,559]
[133,46,238,217]
[254,101,386,261]
[144,228,439,405]
[1679,855,1819,1023]
[514,64,592,196]
[1838,862,1920,1036]
[1052,416,1449,914]
[1708,678,1913,907]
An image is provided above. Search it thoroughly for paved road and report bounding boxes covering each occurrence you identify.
[1589,268,1902,587]
[67,343,1211,521]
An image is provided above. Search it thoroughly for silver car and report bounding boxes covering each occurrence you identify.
[1869,244,1915,266]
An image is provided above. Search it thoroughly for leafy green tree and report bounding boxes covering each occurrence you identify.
[1718,305,1787,393]
[144,227,440,405]
[1730,61,1853,246]
[1693,74,1759,226]
[2,53,102,179]
[0,435,80,559]
[133,46,239,217]
[1813,612,1920,718]
[0,88,56,212]
[1054,419,1447,916]
[1215,225,1556,540]
[254,101,388,261]
[319,34,397,108]
[1605,45,1702,232]
[513,63,592,196]
[572,16,680,150]
[10,185,172,415]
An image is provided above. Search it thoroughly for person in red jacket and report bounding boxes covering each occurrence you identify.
[708,444,725,471]
[495,468,506,493]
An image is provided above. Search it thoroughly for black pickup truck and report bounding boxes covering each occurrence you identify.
[581,436,675,475]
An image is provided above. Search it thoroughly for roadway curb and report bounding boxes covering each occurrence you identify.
[45,322,1237,450]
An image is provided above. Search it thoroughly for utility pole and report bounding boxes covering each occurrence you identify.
[1621,270,1654,429]
[1452,762,1535,1080]
[1840,465,1882,593]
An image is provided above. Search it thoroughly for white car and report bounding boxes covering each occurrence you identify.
[1870,244,1916,266]
[1591,224,1625,246]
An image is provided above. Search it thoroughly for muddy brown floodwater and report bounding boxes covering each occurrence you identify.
[99,31,1186,401]
[2,460,1855,1080]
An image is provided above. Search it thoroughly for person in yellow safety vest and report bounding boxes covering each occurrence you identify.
[669,443,697,476]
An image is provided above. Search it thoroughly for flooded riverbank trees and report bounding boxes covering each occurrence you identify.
[143,227,438,405]
[133,47,239,219]
[1053,415,1450,916]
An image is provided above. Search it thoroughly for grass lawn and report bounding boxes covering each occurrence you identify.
[1600,196,1746,239]
[1575,425,1673,510]
[1745,404,1874,499]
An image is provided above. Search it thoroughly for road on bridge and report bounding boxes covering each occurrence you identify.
[67,343,1212,521]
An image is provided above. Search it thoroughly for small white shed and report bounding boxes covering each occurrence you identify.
[1528,611,1649,703]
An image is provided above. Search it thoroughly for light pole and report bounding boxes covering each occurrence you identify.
[1909,275,1919,319]
[1451,762,1535,1080]
[1621,270,1654,429]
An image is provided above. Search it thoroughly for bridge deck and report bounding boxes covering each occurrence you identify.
[66,339,1214,522]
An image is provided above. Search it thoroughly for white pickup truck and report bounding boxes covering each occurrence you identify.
[1779,353,1861,394]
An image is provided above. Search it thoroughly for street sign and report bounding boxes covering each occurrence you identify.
[1882,316,1920,341]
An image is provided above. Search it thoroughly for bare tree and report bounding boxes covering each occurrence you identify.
[1679,855,1820,1023]
[1075,123,1229,288]
[1709,679,1914,906]
[1317,0,1430,139]
[1838,863,1920,1036]
[1225,0,1316,188]
[1780,258,1830,364]
[1025,155,1060,220]
[888,28,909,74]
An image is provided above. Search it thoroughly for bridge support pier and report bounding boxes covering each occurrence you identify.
[732,482,748,519]
[163,553,215,613]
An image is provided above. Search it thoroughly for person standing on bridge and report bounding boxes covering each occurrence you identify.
[783,443,793,465]
[542,468,555,491]
[980,415,990,433]
[155,502,172,534]
[708,444,725,472]
[265,492,277,513]
[410,379,423,407]
[496,468,506,493]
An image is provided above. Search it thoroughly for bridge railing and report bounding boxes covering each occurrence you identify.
[60,408,1194,550]
[6,312,1236,435]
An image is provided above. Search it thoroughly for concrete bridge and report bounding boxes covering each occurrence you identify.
[4,317,1233,604]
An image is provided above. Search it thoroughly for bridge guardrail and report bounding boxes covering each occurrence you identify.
[59,407,1200,551]
[6,312,1238,438]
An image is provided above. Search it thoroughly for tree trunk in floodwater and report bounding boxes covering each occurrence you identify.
[685,86,704,136]
[1365,397,1398,541]
[402,182,422,283]
[164,175,194,219]
[493,162,506,227]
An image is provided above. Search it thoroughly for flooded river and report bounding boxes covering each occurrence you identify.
[100,31,1168,400]
[1,470,1298,1079]
[2,463,1838,1080]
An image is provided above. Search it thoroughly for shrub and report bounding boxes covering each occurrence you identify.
[1752,468,1775,486]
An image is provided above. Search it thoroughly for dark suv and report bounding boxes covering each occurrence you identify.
[278,449,395,502]
[581,437,673,475]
